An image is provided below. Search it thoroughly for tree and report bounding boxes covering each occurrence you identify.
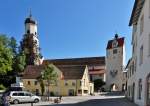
[0,34,26,87]
[40,80,45,96]
[13,51,26,74]
[42,65,58,100]
[0,35,13,75]
[94,79,105,91]
[37,75,45,96]
[9,37,17,56]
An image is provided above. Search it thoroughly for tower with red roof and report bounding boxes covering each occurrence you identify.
[105,34,125,91]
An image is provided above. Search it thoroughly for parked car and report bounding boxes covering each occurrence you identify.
[6,91,41,104]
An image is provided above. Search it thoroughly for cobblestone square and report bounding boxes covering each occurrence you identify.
[11,94,137,106]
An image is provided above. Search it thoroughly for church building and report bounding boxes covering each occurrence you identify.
[20,14,105,96]
[20,13,42,65]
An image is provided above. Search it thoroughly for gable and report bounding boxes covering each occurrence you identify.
[107,37,124,50]
[23,64,62,79]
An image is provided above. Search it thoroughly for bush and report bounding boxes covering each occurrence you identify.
[50,92,54,96]
[0,84,6,90]
[94,79,105,91]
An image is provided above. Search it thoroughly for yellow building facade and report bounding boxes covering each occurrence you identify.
[23,64,94,96]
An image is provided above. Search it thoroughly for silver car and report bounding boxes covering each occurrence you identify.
[8,91,41,104]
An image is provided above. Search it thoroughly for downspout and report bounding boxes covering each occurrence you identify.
[76,79,77,96]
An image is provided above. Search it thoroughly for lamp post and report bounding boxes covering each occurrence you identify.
[47,80,50,101]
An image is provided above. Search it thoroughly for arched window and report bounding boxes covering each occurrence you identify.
[138,79,142,99]
[27,30,30,34]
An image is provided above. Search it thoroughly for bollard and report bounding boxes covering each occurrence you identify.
[31,102,33,106]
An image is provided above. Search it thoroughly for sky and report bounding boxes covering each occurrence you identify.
[0,0,134,63]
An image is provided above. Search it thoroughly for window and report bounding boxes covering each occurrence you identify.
[65,83,68,86]
[18,93,24,96]
[149,0,150,18]
[25,93,31,96]
[28,81,30,85]
[12,93,18,96]
[129,66,131,76]
[65,81,68,86]
[34,81,38,85]
[80,81,82,86]
[78,90,82,94]
[135,57,137,72]
[148,34,150,56]
[133,43,135,54]
[72,82,75,86]
[138,79,142,99]
[27,30,30,34]
[140,15,144,35]
[112,40,118,48]
[113,49,117,54]
[128,86,130,97]
[36,89,39,95]
[140,45,143,65]
[84,90,88,94]
[84,79,86,86]
[147,74,150,101]
[132,62,134,75]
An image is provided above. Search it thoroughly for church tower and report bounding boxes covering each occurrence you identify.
[106,34,125,91]
[21,13,41,65]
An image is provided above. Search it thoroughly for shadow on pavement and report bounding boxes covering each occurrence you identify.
[37,97,137,106]
[100,91,125,96]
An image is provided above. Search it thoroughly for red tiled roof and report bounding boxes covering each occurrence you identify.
[23,65,45,79]
[89,69,105,75]
[106,37,124,49]
[57,65,86,80]
[89,71,105,75]
[23,65,86,80]
[43,57,105,66]
[23,57,106,79]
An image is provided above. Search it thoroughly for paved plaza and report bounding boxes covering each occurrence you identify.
[10,93,137,106]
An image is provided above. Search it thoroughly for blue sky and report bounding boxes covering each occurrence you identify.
[0,0,134,63]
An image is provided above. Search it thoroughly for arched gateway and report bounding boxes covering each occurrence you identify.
[110,84,118,91]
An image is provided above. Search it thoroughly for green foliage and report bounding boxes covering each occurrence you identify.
[14,51,26,73]
[94,79,105,91]
[0,35,13,75]
[9,37,17,56]
[40,65,58,98]
[50,92,54,96]
[0,35,10,46]
[42,65,58,83]
[37,65,58,96]
[0,84,6,90]
[0,34,26,87]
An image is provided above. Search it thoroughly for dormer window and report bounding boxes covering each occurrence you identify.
[112,40,118,48]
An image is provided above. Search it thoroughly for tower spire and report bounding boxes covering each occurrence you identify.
[29,8,32,18]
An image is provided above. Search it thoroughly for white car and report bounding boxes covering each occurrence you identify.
[8,91,41,104]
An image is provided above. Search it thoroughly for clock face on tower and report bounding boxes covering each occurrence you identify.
[112,40,118,48]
